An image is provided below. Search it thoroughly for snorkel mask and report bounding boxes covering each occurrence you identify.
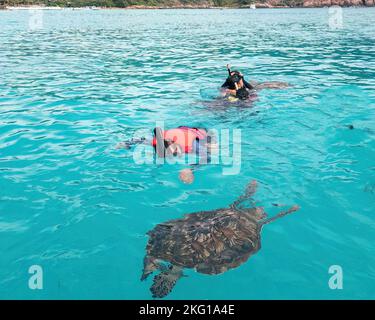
[230,73,242,85]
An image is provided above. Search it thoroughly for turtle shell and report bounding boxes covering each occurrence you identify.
[145,208,263,275]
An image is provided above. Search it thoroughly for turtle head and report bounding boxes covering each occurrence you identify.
[254,207,267,220]
[240,207,267,221]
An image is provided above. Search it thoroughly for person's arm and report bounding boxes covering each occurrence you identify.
[220,87,236,97]
[225,88,237,96]
[115,137,146,149]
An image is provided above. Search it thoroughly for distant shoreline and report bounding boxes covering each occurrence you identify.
[1,3,374,10]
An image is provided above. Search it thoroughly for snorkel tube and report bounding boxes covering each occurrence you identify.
[227,64,232,76]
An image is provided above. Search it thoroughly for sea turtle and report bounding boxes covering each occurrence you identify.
[141,180,299,298]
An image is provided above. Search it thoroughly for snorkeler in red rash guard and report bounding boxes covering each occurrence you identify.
[151,126,208,157]
[117,126,217,184]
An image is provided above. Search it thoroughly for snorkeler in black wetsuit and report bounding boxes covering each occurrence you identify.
[221,65,254,100]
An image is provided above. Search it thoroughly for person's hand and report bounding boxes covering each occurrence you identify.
[219,88,228,97]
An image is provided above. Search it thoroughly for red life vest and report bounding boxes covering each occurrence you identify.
[152,127,207,153]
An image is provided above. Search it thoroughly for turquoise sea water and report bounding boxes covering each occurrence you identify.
[0,8,374,299]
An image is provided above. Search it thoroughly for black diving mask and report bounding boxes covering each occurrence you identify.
[226,73,243,89]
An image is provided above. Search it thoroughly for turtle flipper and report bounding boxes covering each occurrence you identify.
[260,205,300,226]
[150,266,183,298]
[245,180,258,197]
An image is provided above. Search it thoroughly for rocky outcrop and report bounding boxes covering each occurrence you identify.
[254,2,273,8]
[252,0,374,7]
[2,0,374,9]
[266,0,289,6]
[303,0,372,6]
[364,0,375,5]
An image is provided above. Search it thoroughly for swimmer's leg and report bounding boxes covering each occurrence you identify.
[115,137,147,150]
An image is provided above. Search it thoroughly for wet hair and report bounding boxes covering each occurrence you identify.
[231,70,241,76]
[224,74,241,90]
